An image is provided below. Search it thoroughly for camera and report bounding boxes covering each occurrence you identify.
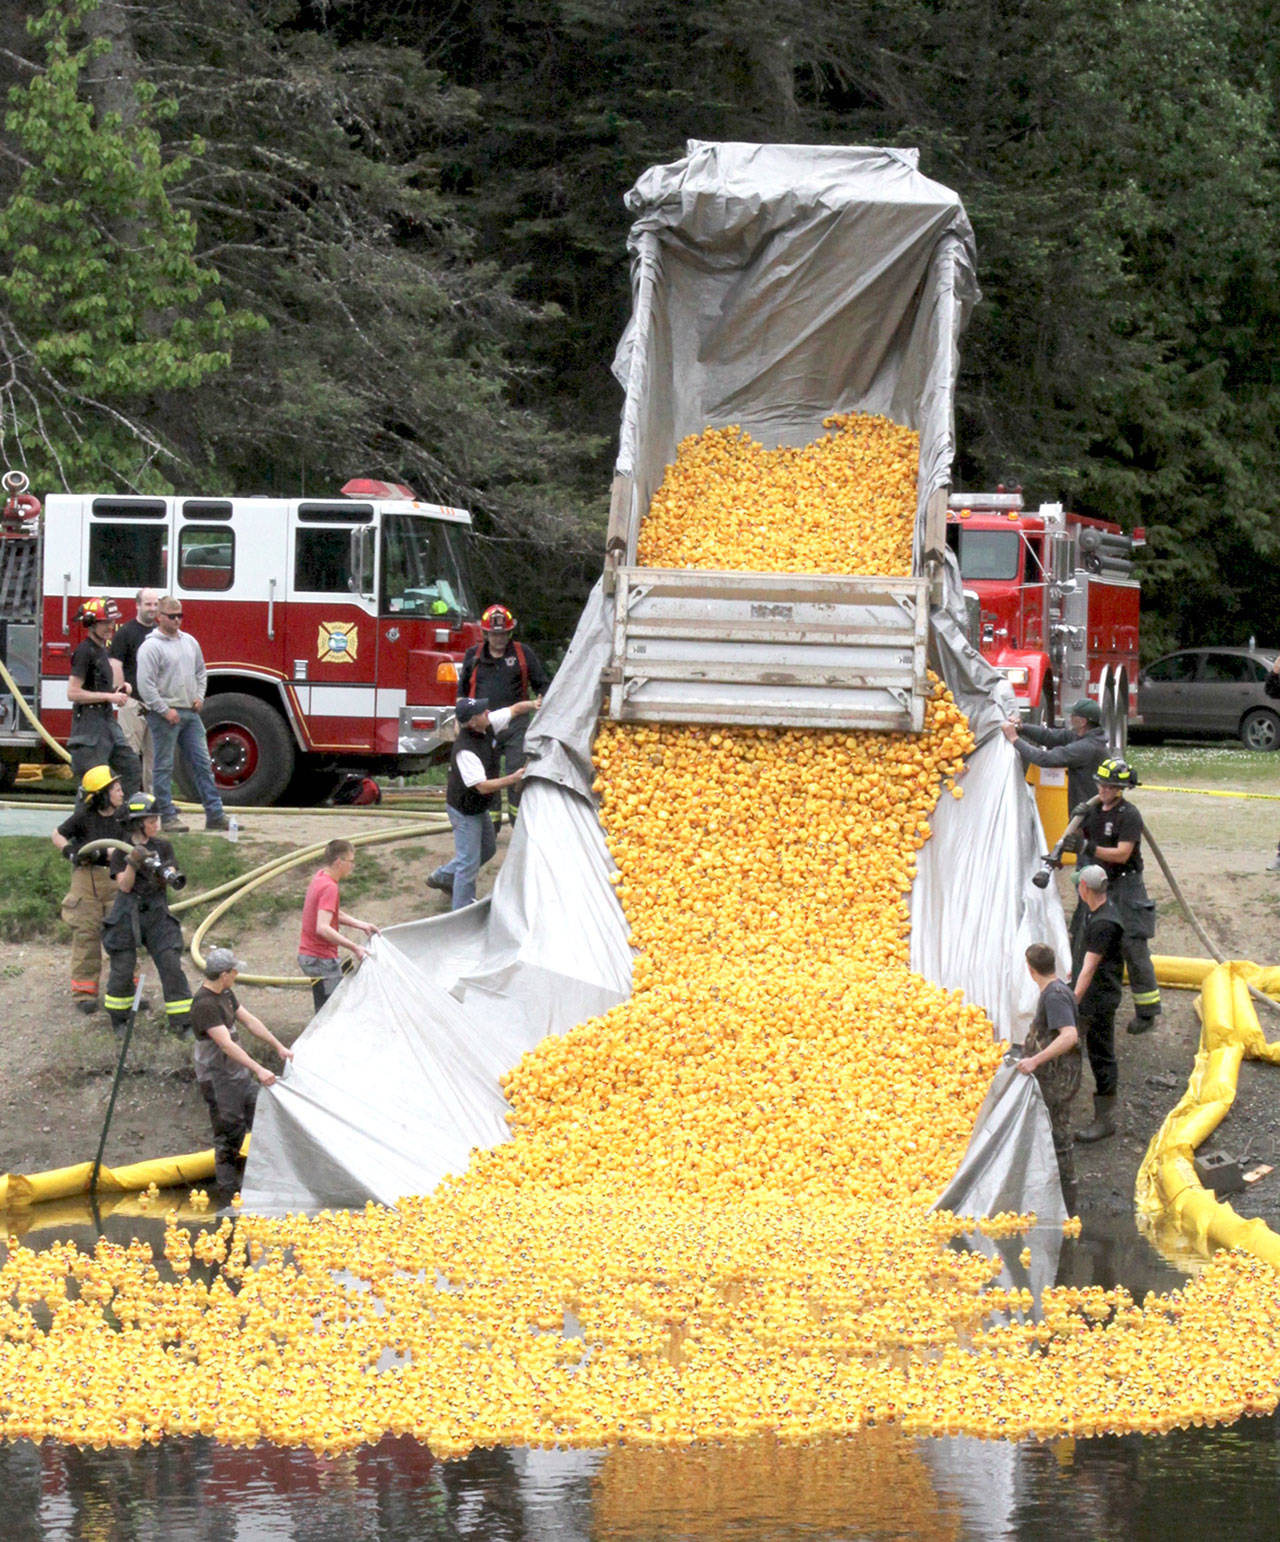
[140,849,187,891]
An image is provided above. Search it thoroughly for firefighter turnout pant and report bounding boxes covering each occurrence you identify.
[193,1039,257,1194]
[1109,872,1162,1021]
[68,707,142,800]
[493,715,531,814]
[102,895,192,1031]
[61,864,116,1001]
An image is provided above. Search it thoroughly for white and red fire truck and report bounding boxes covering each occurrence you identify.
[945,490,1144,738]
[0,473,484,804]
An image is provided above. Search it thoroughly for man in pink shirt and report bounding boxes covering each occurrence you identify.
[297,838,379,1010]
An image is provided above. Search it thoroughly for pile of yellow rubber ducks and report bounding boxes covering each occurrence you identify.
[2,412,1280,1456]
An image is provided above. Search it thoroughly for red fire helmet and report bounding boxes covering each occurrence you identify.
[481,603,516,633]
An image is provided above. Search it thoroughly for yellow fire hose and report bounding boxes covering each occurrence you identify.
[185,818,448,984]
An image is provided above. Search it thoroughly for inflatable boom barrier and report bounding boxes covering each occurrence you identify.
[0,1143,246,1216]
[1136,962,1280,1267]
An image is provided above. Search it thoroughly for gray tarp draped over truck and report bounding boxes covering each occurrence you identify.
[242,143,1070,1222]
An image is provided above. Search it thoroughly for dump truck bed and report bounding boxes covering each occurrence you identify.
[605,567,930,732]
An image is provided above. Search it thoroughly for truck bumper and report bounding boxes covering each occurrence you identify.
[397,705,457,757]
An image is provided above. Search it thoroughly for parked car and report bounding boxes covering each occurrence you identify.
[1135,647,1280,750]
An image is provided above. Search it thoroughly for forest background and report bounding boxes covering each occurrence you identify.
[0,0,1277,657]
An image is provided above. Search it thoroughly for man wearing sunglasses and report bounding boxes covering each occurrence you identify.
[136,598,229,833]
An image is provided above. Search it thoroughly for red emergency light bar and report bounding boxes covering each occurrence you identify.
[341,477,420,500]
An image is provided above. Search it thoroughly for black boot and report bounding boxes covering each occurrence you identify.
[1075,1094,1117,1143]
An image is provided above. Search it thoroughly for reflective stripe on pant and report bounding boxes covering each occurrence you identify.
[102,899,191,1026]
[104,945,191,1022]
[1111,873,1161,1016]
[61,864,115,994]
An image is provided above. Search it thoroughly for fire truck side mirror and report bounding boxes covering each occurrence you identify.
[1048,530,1073,585]
[349,527,375,601]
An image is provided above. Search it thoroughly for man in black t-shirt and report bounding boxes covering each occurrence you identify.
[189,947,292,1196]
[1076,757,1161,1034]
[102,792,192,1035]
[67,597,141,796]
[456,603,548,825]
[110,587,159,791]
[1070,864,1127,1143]
[1017,941,1082,1207]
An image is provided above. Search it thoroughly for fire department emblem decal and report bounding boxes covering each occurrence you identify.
[317,621,358,664]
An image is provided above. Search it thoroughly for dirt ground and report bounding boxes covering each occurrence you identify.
[0,810,496,1177]
[2,772,1279,1232]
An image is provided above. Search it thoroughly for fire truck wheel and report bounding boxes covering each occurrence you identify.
[198,693,295,806]
[1241,709,1280,753]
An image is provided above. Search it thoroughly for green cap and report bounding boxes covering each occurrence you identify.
[1069,698,1101,724]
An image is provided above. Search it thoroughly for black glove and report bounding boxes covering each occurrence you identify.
[126,847,146,870]
[62,843,78,863]
[1069,801,1092,820]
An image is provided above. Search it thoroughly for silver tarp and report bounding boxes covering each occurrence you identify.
[243,143,1069,1222]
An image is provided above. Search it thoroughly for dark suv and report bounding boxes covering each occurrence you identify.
[1136,647,1280,750]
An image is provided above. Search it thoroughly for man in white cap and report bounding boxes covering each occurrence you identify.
[427,694,538,909]
[189,947,293,1196]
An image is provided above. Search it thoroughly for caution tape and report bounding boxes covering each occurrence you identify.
[1141,783,1280,802]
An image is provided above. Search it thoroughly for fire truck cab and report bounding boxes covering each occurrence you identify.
[0,475,484,804]
[945,491,1143,738]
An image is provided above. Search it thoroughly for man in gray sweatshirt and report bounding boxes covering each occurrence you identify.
[136,597,228,832]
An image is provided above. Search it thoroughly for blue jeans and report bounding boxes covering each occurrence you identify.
[432,805,497,909]
[149,707,224,823]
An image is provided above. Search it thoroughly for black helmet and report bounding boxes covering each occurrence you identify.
[1095,757,1138,788]
[125,791,158,823]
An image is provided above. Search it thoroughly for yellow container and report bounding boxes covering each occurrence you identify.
[1025,762,1072,861]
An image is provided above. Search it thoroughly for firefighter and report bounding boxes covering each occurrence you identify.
[67,598,142,797]
[1070,865,1126,1143]
[1000,697,1108,813]
[102,792,194,1035]
[50,765,128,1014]
[1074,757,1162,1034]
[428,696,536,908]
[457,603,549,827]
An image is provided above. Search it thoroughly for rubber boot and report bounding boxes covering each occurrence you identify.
[1075,1094,1117,1144]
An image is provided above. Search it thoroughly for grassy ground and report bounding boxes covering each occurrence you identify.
[1125,740,1280,791]
[0,832,400,942]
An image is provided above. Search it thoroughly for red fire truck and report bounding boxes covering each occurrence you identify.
[0,473,484,803]
[945,490,1144,737]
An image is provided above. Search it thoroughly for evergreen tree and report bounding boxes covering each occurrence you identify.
[0,0,254,488]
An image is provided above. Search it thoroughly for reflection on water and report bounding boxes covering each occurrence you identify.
[4,1421,1280,1542]
[3,1200,1277,1539]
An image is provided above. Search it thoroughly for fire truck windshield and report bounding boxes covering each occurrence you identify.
[949,527,1022,581]
[380,514,478,620]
